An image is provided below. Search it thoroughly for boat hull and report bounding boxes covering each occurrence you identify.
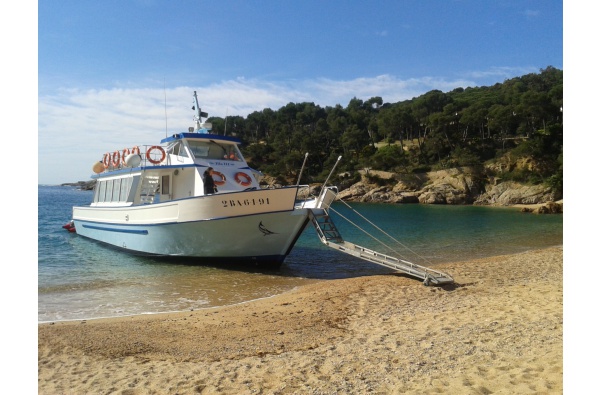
[72,188,313,265]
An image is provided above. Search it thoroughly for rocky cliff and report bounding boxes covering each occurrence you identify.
[335,166,562,212]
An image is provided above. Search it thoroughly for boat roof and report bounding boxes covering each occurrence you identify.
[161,133,242,144]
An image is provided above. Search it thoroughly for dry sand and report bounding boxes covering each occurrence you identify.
[38,247,563,394]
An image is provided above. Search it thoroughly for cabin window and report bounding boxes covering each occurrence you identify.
[105,180,114,202]
[161,175,170,195]
[187,140,235,160]
[223,145,242,161]
[112,179,122,201]
[92,178,133,203]
[97,181,106,203]
[187,141,210,158]
[140,175,159,204]
[170,141,188,158]
[93,182,101,203]
[119,177,131,202]
[127,176,140,203]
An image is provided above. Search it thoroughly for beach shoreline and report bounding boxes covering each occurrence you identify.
[39,246,563,394]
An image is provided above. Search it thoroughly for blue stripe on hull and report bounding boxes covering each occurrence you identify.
[81,224,149,234]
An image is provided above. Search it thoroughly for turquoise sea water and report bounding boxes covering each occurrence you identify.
[38,185,563,322]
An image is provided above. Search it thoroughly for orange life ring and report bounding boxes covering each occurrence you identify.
[212,171,226,186]
[146,146,166,164]
[131,146,141,155]
[112,150,121,167]
[103,152,111,168]
[234,172,252,187]
[121,148,130,165]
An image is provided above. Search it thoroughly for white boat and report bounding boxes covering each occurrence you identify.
[69,91,337,268]
[67,91,454,284]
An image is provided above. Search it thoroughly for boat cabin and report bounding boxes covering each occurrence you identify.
[90,133,261,207]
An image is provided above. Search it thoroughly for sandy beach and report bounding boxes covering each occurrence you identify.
[38,246,563,394]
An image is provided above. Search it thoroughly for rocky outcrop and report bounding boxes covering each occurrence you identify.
[338,167,486,205]
[416,167,484,205]
[336,166,561,212]
[473,181,560,206]
[520,201,563,214]
[61,181,96,190]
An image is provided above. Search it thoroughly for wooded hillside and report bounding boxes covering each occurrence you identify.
[208,66,563,195]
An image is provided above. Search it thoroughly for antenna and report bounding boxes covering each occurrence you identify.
[322,156,342,188]
[296,152,309,186]
[192,91,211,133]
[164,78,168,138]
[224,108,228,136]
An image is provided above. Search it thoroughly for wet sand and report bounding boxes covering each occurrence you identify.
[39,247,563,394]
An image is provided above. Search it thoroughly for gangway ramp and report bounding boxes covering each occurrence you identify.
[308,209,454,286]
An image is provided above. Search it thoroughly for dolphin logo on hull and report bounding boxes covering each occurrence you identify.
[258,221,277,236]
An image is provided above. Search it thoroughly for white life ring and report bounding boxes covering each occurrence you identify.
[234,172,252,187]
[103,152,111,168]
[212,171,226,186]
[146,146,166,164]
[112,150,121,167]
[121,148,130,165]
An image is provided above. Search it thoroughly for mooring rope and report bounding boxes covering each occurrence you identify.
[330,199,436,267]
[328,205,396,253]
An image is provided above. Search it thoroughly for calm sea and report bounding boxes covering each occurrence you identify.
[38,185,563,323]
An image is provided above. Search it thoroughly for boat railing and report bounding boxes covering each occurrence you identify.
[100,144,177,172]
[294,185,338,209]
[138,144,170,167]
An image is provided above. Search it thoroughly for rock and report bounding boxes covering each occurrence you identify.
[337,182,373,201]
[393,193,420,204]
[533,202,563,214]
[418,190,447,204]
[297,184,322,199]
[474,181,559,206]
[61,180,96,190]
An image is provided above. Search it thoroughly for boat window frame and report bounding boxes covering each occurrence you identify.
[119,177,131,202]
[112,178,122,202]
[186,140,212,159]
[161,175,170,195]
[105,180,114,202]
[93,182,101,203]
[92,177,135,204]
[97,180,106,203]
[168,141,189,158]
[222,145,243,161]
[184,140,245,161]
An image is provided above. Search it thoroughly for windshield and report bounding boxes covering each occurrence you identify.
[187,140,243,161]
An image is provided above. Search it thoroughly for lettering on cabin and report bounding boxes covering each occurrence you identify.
[221,198,270,208]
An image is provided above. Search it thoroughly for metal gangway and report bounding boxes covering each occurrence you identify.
[301,154,453,286]
[307,208,454,286]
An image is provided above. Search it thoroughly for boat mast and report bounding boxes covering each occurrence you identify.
[192,91,209,132]
[322,156,342,188]
[296,152,309,186]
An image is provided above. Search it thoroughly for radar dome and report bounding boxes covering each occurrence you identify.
[125,154,142,168]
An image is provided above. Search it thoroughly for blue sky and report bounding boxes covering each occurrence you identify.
[35,0,564,184]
